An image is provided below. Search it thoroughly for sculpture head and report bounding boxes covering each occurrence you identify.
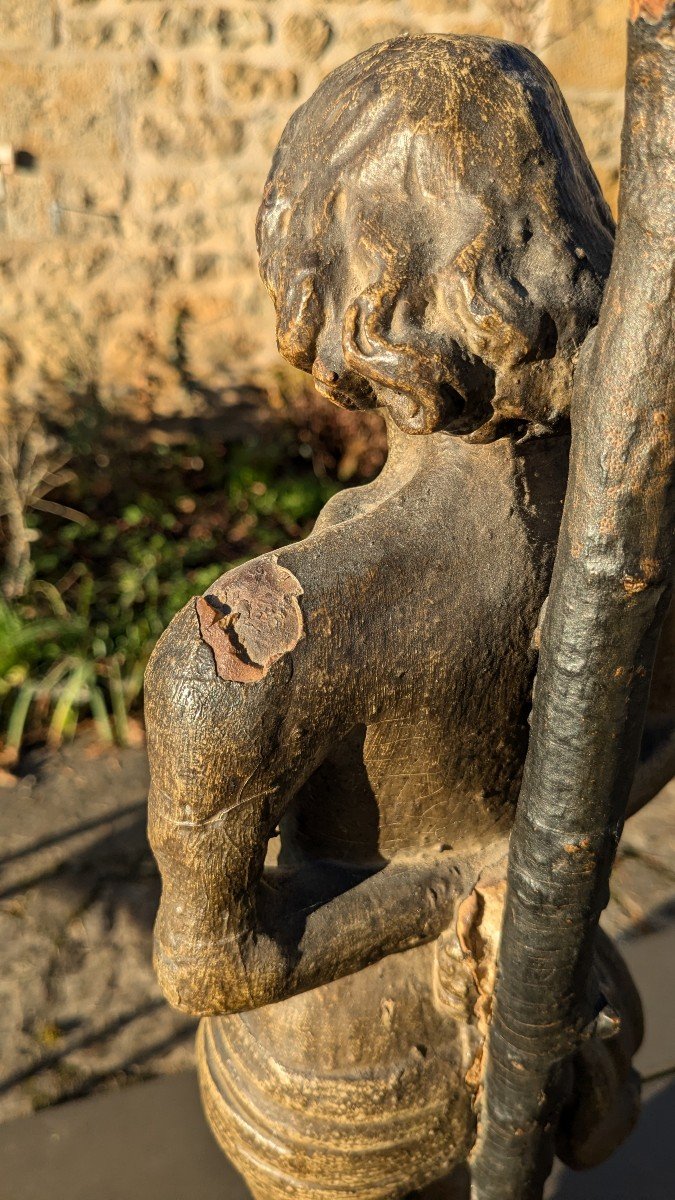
[257,35,614,439]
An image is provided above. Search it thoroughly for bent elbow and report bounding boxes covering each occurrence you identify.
[153,939,257,1018]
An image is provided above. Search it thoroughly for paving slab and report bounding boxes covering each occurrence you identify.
[2,1071,673,1200]
[0,1070,239,1200]
[547,1078,675,1199]
[1,926,673,1200]
[622,922,675,1080]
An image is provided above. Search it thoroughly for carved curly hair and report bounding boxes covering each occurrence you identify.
[257,35,615,439]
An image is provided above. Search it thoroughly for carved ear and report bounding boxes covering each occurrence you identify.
[342,293,463,434]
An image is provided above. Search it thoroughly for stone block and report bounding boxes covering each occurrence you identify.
[98,306,186,415]
[281,12,332,58]
[146,5,215,47]
[187,60,211,108]
[149,205,213,248]
[155,284,264,407]
[132,171,200,219]
[64,14,146,50]
[0,58,122,162]
[147,6,271,50]
[137,109,244,160]
[408,0,471,13]
[487,0,548,47]
[541,0,627,91]
[189,250,223,282]
[47,168,129,240]
[342,20,421,55]
[135,56,187,105]
[220,8,273,49]
[217,198,259,260]
[219,63,298,105]
[175,281,270,381]
[418,15,507,38]
[56,167,129,215]
[5,176,56,241]
[129,157,260,257]
[0,243,103,411]
[0,0,55,49]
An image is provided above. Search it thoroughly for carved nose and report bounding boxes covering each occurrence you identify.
[313,359,340,386]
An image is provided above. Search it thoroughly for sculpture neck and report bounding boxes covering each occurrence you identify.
[382,413,568,505]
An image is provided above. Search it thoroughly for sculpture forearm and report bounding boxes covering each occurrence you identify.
[152,819,461,1016]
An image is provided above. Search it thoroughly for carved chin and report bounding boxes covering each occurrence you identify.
[312,375,377,413]
[312,379,358,410]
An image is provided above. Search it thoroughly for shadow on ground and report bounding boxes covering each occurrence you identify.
[0,739,195,1122]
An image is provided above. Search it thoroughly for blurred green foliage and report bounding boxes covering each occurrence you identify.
[0,412,382,756]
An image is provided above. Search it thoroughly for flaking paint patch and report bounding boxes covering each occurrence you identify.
[623,575,649,595]
[455,871,507,1100]
[630,0,671,22]
[195,557,304,683]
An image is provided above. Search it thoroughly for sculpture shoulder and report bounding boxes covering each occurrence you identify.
[144,553,349,822]
[145,556,305,748]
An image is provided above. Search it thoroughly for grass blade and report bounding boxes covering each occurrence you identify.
[107,659,130,747]
[48,663,88,747]
[6,682,36,754]
[88,685,114,746]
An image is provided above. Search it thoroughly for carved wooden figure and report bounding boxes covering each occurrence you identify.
[146,32,674,1200]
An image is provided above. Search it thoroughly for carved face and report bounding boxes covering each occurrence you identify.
[257,36,615,439]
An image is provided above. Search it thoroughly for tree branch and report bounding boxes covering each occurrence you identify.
[471,6,675,1198]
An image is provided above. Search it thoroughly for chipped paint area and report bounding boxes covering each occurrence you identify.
[456,875,507,1098]
[630,0,671,22]
[434,865,507,1101]
[195,557,304,683]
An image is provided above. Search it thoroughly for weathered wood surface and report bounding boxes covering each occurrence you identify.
[146,28,673,1200]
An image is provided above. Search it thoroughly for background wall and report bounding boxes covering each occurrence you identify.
[0,0,627,423]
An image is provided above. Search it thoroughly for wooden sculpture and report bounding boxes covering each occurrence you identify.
[146,26,674,1200]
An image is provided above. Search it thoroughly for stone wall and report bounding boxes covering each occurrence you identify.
[0,1,628,423]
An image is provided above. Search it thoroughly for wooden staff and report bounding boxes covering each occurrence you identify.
[472,5,675,1197]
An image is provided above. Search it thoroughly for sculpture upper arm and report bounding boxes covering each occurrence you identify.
[144,556,340,990]
[145,588,302,881]
[144,583,316,1010]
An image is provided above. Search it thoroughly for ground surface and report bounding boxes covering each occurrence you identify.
[0,738,195,1123]
[0,737,673,1124]
[0,927,673,1200]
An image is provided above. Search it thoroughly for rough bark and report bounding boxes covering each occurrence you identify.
[471,6,675,1199]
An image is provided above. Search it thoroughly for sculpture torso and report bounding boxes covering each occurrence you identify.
[278,430,568,868]
[149,428,570,1200]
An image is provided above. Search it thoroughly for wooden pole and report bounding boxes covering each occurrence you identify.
[471,5,675,1197]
